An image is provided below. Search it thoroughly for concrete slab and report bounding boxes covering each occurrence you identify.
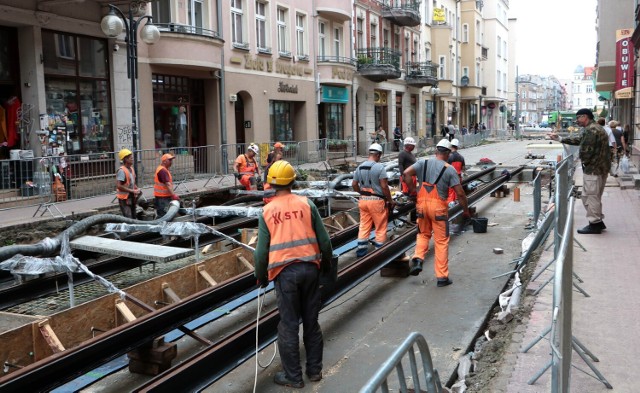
[70,236,193,263]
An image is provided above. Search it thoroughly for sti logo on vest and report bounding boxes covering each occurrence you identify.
[271,209,304,224]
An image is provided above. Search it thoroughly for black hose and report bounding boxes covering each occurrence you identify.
[0,201,181,262]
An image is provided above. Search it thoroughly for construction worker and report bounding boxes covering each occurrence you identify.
[398,136,417,194]
[234,143,260,190]
[267,141,285,165]
[153,153,180,217]
[115,148,141,218]
[352,143,394,257]
[402,139,471,286]
[254,160,334,388]
[447,138,466,203]
[263,151,283,204]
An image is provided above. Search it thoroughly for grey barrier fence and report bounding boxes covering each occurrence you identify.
[359,332,443,393]
[524,157,612,391]
[297,139,327,165]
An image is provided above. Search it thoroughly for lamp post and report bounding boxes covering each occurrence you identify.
[455,0,461,130]
[101,2,160,175]
[478,94,483,126]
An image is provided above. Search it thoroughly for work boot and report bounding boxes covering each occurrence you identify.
[593,221,606,230]
[409,258,423,276]
[274,372,304,388]
[577,224,602,234]
[306,371,322,382]
[437,278,453,287]
[356,248,368,258]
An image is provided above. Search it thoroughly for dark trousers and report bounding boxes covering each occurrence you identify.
[275,262,323,382]
[155,197,171,218]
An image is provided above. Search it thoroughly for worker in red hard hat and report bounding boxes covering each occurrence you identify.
[267,142,285,167]
[403,139,471,287]
[154,153,180,217]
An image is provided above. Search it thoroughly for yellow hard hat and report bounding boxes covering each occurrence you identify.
[267,160,296,186]
[119,148,133,161]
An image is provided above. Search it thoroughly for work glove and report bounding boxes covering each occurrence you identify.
[462,211,472,220]
[171,194,180,201]
[236,173,242,180]
[256,278,268,289]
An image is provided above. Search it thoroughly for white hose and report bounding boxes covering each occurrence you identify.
[253,286,277,393]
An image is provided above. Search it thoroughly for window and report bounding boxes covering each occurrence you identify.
[586,85,593,93]
[586,98,592,106]
[43,31,112,154]
[412,38,418,62]
[370,23,377,47]
[475,62,480,86]
[475,21,481,44]
[270,101,294,141]
[277,7,289,55]
[463,67,469,77]
[357,18,364,49]
[497,71,501,90]
[231,0,244,46]
[438,55,445,79]
[188,0,203,31]
[334,27,342,57]
[151,0,171,24]
[318,22,326,58]
[502,73,506,94]
[502,39,507,59]
[462,24,469,43]
[496,35,501,57]
[383,28,389,47]
[255,1,268,51]
[295,13,306,57]
[404,36,409,63]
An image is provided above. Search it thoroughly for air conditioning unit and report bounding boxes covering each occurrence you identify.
[229,94,238,102]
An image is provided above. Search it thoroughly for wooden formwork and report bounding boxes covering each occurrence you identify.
[0,247,254,374]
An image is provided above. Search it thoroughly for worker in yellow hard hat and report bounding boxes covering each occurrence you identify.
[115,148,141,218]
[254,160,333,388]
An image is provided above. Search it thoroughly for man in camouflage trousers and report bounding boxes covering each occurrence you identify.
[549,108,610,234]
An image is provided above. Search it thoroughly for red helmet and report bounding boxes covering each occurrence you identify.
[274,142,284,149]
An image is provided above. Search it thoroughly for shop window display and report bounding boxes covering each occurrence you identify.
[42,31,112,155]
[269,101,294,142]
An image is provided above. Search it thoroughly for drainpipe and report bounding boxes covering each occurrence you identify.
[218,0,228,173]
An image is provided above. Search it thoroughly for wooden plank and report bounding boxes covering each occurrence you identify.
[237,254,254,271]
[197,264,218,287]
[115,300,137,323]
[70,236,193,263]
[38,320,65,353]
[162,283,181,303]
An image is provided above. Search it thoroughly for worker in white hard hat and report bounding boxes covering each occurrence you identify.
[234,143,260,190]
[352,143,394,257]
[116,148,141,218]
[398,136,417,195]
[402,139,470,286]
[446,138,466,203]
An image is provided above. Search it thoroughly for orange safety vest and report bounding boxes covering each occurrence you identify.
[263,194,321,281]
[237,154,258,176]
[153,165,173,198]
[116,165,135,200]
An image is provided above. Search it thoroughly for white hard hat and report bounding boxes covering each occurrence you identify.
[369,143,383,153]
[403,137,416,145]
[436,139,452,150]
[247,143,259,153]
[451,138,460,147]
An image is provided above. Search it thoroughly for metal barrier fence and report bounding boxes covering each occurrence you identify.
[359,332,442,393]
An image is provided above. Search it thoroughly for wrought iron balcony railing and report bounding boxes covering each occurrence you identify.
[317,55,357,67]
[155,23,220,39]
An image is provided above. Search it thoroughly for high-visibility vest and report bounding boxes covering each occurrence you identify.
[237,154,258,176]
[153,165,173,198]
[116,165,135,200]
[263,194,321,281]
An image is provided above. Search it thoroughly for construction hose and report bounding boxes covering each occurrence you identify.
[0,201,181,262]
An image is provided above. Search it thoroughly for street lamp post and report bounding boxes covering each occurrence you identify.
[101,2,160,175]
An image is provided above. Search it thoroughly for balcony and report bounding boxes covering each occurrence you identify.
[316,0,351,22]
[404,61,438,87]
[148,23,223,69]
[381,0,421,27]
[317,55,357,67]
[155,23,220,39]
[317,56,357,85]
[481,46,488,60]
[356,48,401,82]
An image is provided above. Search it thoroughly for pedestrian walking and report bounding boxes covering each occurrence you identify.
[153,153,180,217]
[234,143,260,190]
[253,160,334,389]
[447,121,456,142]
[352,143,395,257]
[115,148,141,218]
[402,139,471,286]
[549,108,610,234]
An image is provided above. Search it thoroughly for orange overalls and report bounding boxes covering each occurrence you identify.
[356,162,388,257]
[412,162,451,280]
[235,154,259,190]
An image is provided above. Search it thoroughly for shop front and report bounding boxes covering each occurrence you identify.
[318,86,349,140]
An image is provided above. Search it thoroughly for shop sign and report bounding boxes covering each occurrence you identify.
[614,28,634,99]
[332,67,354,81]
[240,54,308,77]
[278,82,298,93]
[321,86,349,103]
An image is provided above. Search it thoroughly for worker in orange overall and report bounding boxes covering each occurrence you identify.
[254,160,333,388]
[234,143,260,190]
[153,153,180,217]
[402,139,471,287]
[446,138,466,203]
[115,148,141,218]
[352,143,394,257]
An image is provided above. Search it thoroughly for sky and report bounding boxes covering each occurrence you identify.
[510,0,598,80]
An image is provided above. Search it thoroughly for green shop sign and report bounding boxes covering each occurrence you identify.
[321,86,349,103]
